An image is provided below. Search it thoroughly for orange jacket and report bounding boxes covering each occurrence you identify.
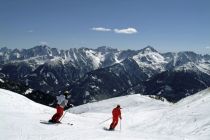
[112,107,121,119]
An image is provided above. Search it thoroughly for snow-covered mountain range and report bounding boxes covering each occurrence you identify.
[1,45,210,105]
[0,88,210,140]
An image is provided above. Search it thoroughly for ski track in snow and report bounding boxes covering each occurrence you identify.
[0,88,210,140]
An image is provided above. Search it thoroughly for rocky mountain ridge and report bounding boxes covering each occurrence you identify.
[1,45,210,105]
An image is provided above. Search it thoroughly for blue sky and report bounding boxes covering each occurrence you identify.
[0,0,210,54]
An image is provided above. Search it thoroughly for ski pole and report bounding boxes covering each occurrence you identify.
[120,119,121,132]
[99,117,112,125]
[59,111,67,122]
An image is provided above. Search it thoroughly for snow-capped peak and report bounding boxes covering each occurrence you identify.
[133,47,167,72]
[140,46,158,53]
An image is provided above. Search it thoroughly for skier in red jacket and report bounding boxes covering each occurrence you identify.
[49,91,70,123]
[109,105,122,130]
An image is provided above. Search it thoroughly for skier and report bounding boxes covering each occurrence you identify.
[109,105,122,130]
[49,91,70,123]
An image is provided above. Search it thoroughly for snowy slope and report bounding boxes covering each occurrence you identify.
[1,88,210,140]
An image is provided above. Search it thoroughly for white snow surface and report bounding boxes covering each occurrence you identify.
[0,88,210,140]
[24,88,33,95]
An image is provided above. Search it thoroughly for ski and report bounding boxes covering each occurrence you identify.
[40,120,73,126]
[103,127,114,131]
[40,121,59,125]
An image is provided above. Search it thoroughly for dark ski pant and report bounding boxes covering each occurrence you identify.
[109,117,119,129]
[51,105,64,122]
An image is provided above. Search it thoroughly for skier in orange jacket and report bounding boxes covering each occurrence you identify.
[109,105,122,130]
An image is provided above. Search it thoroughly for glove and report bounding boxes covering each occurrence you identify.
[68,104,74,108]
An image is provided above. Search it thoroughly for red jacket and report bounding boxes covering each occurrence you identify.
[112,107,121,119]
